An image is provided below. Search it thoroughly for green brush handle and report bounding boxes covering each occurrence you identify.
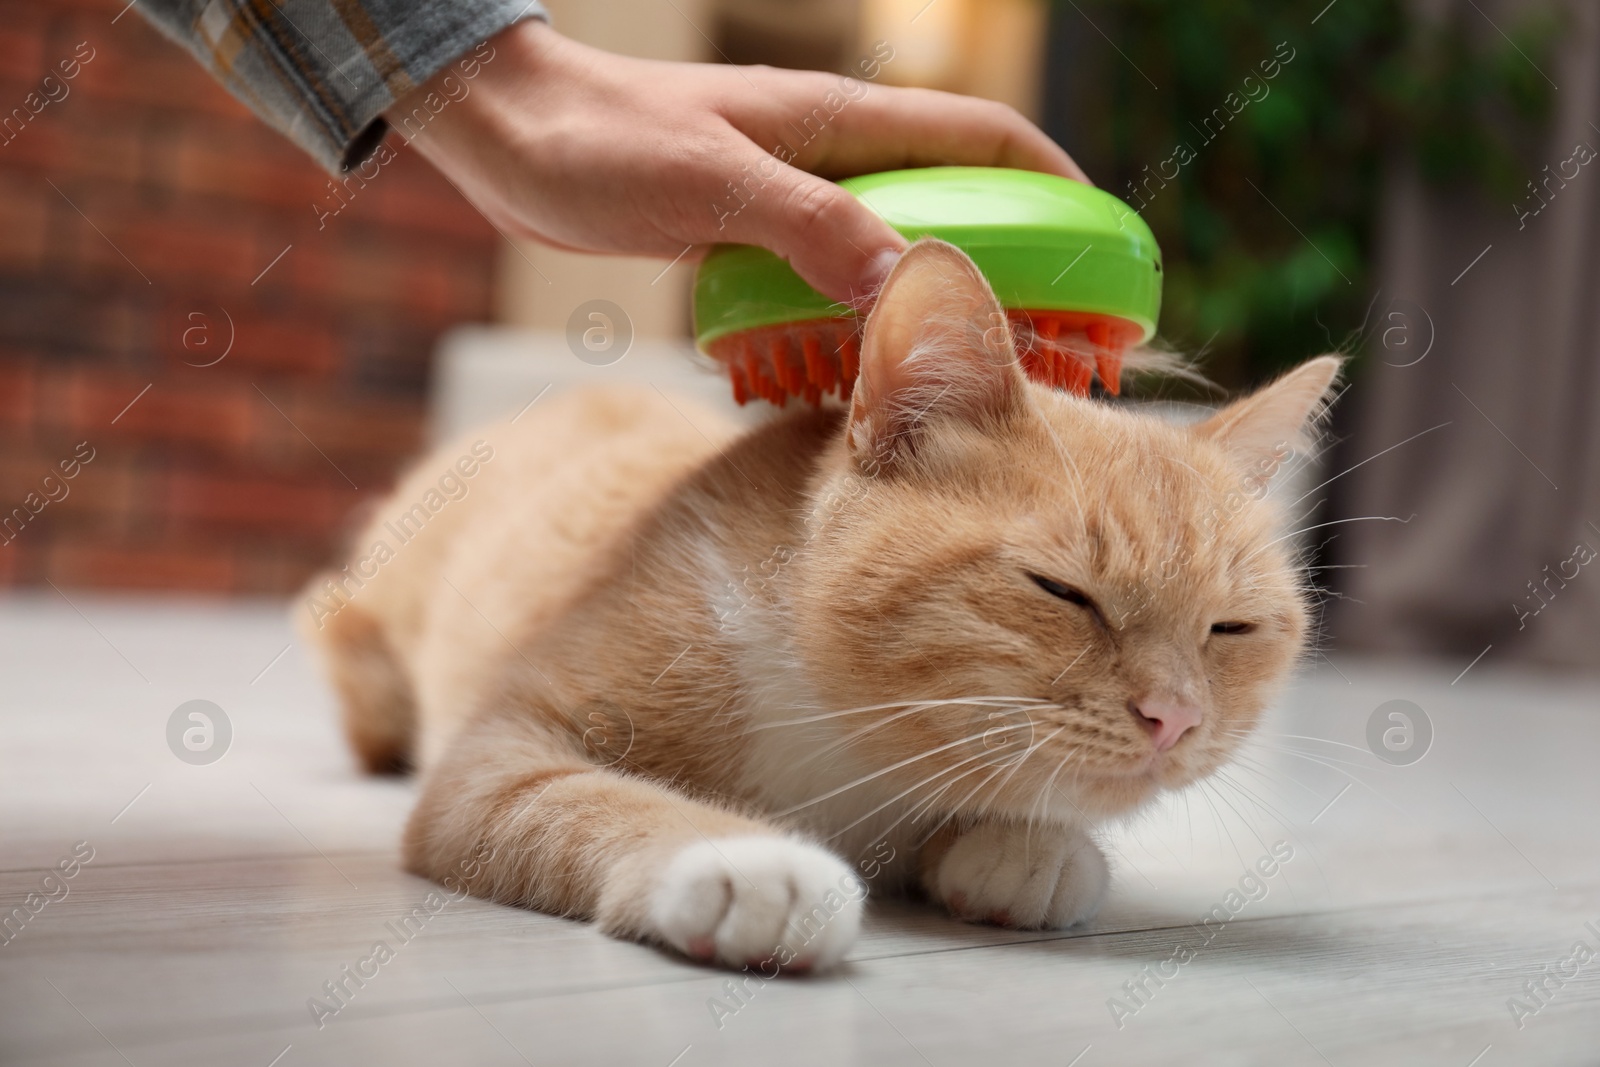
[693,166,1162,351]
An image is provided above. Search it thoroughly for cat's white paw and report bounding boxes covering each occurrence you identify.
[649,836,863,972]
[930,821,1109,929]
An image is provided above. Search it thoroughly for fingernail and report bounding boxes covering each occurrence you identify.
[863,247,902,292]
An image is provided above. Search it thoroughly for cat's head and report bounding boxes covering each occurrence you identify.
[791,239,1341,822]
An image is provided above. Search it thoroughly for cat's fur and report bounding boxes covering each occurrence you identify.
[303,239,1340,972]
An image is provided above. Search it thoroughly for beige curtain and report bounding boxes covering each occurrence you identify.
[1330,0,1600,667]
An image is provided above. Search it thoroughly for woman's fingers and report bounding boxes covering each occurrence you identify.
[703,141,907,305]
[695,67,1089,302]
[728,71,1089,184]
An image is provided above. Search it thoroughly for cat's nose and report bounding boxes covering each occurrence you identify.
[1129,697,1202,752]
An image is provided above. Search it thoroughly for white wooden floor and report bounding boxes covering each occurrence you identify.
[1,595,1596,1066]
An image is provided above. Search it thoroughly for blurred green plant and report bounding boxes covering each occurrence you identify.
[1057,0,1558,387]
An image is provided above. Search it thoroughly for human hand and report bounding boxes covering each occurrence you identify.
[391,20,1088,305]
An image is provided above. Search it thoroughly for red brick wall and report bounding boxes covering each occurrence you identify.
[0,0,497,594]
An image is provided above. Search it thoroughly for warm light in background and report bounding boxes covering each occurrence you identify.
[860,0,967,86]
[858,0,1045,119]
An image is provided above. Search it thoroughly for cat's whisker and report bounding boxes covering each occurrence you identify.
[1227,751,1325,800]
[985,723,1068,789]
[1212,769,1297,835]
[910,762,1018,850]
[1035,419,1090,530]
[1193,780,1255,874]
[1197,797,1271,854]
[786,702,983,769]
[986,728,1070,830]
[1169,787,1195,856]
[1281,495,1329,536]
[1282,418,1452,511]
[820,739,1035,843]
[918,725,1071,846]
[1027,740,1087,829]
[903,726,1066,842]
[744,695,1051,733]
[1239,744,1418,823]
[1026,755,1066,829]
[897,765,978,830]
[1244,740,1378,776]
[1260,732,1376,756]
[771,725,1036,817]
[1204,773,1273,827]
[1244,738,1377,770]
[1143,819,1193,875]
[1214,770,1310,835]
[856,756,1004,847]
[1241,513,1415,565]
[863,743,1013,847]
[1015,761,1085,871]
[797,700,1059,769]
[1212,770,1337,898]
[1106,838,1163,892]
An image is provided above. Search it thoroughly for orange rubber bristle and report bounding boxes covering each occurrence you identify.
[837,328,860,386]
[706,309,1142,407]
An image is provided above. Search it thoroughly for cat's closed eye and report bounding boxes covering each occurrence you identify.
[1028,573,1106,625]
[1209,621,1256,635]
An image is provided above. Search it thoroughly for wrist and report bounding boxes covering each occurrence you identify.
[383,18,559,135]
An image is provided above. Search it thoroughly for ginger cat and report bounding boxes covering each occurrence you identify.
[303,239,1340,973]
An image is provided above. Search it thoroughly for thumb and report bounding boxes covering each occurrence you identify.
[712,152,906,306]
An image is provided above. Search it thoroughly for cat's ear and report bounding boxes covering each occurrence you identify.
[1196,355,1344,469]
[847,238,1026,470]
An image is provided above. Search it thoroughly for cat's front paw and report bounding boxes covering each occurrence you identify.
[648,836,863,972]
[928,821,1109,929]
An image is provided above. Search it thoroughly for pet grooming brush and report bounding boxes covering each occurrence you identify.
[693,166,1162,406]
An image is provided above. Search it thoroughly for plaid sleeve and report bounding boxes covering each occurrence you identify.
[138,0,548,174]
